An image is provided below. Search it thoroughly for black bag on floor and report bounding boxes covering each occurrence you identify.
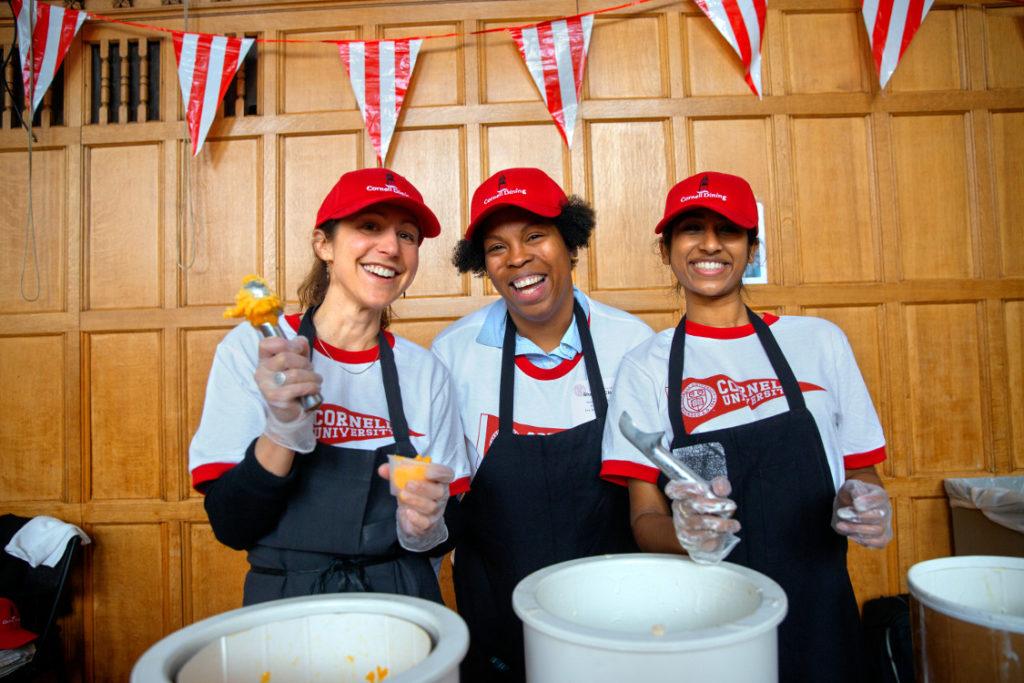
[861,593,915,683]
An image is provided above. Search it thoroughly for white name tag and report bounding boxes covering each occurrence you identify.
[571,381,612,425]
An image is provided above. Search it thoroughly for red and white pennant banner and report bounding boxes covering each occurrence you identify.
[12,0,88,116]
[173,32,254,157]
[338,39,423,165]
[694,0,766,97]
[862,0,935,88]
[509,14,594,148]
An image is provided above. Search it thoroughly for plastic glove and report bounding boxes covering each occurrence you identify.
[254,336,322,453]
[832,479,893,548]
[666,476,741,564]
[380,462,454,552]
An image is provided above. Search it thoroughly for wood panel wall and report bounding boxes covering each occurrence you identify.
[1,0,1022,679]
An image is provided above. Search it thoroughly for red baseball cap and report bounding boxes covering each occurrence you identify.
[655,171,758,235]
[0,598,37,649]
[465,168,567,240]
[315,168,441,239]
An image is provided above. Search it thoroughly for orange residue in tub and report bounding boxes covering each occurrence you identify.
[364,665,389,682]
[346,655,355,663]
[223,275,282,327]
[259,672,271,683]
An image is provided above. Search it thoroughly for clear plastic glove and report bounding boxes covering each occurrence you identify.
[832,478,892,548]
[379,462,454,552]
[666,476,741,565]
[254,336,322,453]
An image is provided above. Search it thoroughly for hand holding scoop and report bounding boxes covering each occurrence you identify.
[224,275,323,412]
[618,411,740,563]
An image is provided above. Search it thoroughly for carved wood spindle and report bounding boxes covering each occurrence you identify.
[234,47,246,116]
[99,40,110,124]
[220,34,233,117]
[2,45,11,129]
[138,40,149,121]
[41,87,53,128]
[119,38,129,122]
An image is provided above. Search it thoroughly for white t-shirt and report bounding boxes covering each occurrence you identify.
[600,314,887,491]
[189,314,473,495]
[431,293,654,475]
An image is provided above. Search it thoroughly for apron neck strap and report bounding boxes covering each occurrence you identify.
[668,307,805,439]
[575,302,608,419]
[376,329,413,446]
[498,298,606,434]
[747,309,805,411]
[498,311,518,435]
[298,305,413,447]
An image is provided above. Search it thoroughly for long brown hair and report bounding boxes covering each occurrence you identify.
[297,220,393,329]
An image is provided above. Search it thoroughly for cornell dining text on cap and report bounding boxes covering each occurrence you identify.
[465,168,568,240]
[655,171,759,235]
[315,167,441,239]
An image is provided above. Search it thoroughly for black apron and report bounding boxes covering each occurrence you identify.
[454,301,636,682]
[666,308,863,683]
[242,307,441,606]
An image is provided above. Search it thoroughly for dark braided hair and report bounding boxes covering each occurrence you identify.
[451,196,595,275]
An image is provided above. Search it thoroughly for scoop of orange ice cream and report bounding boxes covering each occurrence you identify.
[391,455,431,490]
[223,275,283,327]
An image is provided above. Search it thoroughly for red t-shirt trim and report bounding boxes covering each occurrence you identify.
[514,353,584,380]
[450,476,471,497]
[285,314,395,363]
[685,313,779,339]
[843,445,887,470]
[510,310,592,381]
[191,462,237,491]
[600,459,660,487]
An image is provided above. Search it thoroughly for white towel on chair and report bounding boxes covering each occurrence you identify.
[4,516,91,568]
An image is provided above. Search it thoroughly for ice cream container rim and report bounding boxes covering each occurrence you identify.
[907,555,1024,634]
[513,554,787,653]
[131,593,468,683]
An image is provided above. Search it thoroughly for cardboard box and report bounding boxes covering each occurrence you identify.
[951,507,1024,557]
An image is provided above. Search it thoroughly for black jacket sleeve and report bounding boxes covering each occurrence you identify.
[200,439,296,550]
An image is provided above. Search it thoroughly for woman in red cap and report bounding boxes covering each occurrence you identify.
[601,171,893,682]
[189,168,471,605]
[432,167,654,681]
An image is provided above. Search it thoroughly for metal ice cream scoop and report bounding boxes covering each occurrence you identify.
[618,411,714,490]
[241,278,323,412]
[619,411,740,563]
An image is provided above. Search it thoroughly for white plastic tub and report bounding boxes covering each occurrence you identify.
[907,555,1024,682]
[513,553,787,683]
[131,593,468,683]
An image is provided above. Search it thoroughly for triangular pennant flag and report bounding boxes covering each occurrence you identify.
[694,0,767,97]
[12,0,88,116]
[338,39,423,165]
[508,14,594,148]
[862,0,935,89]
[172,32,254,157]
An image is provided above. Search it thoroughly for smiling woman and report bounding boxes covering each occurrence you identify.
[432,168,655,682]
[600,171,894,683]
[188,168,472,608]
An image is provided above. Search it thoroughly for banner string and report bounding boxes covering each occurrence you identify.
[86,0,661,45]
[176,0,198,272]
[19,0,41,302]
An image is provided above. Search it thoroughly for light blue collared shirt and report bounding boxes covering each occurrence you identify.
[476,288,590,369]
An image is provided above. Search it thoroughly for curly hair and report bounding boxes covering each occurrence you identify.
[451,196,595,275]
